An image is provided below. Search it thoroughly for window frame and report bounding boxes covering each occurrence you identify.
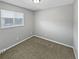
[0,9,24,29]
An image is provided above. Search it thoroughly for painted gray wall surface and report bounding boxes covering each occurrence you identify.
[0,2,74,52]
[0,2,34,50]
[35,5,73,46]
[73,0,78,58]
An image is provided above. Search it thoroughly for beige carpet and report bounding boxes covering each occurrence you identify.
[0,36,75,59]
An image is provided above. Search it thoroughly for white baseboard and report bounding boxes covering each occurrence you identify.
[73,47,78,59]
[33,35,73,48]
[0,35,33,54]
[0,35,73,54]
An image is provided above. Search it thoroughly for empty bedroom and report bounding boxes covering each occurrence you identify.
[0,0,78,59]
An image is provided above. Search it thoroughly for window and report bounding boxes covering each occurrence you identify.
[3,18,13,26]
[0,9,24,28]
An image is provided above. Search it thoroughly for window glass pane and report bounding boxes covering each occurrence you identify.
[15,12,24,18]
[1,10,14,18]
[15,18,22,24]
[3,18,13,26]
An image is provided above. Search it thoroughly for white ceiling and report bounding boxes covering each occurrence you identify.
[1,0,74,11]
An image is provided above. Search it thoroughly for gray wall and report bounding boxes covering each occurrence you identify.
[0,2,75,53]
[73,0,78,58]
[35,4,73,46]
[0,2,34,50]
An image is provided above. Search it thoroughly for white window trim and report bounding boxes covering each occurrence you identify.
[0,9,24,29]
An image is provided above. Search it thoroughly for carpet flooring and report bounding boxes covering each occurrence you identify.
[0,36,75,59]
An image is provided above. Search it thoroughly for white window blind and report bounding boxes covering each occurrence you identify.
[0,9,24,28]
